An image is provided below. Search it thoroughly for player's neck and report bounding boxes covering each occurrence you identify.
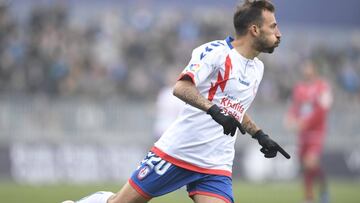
[231,37,259,60]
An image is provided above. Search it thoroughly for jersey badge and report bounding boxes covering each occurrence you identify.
[137,165,151,180]
[188,63,201,72]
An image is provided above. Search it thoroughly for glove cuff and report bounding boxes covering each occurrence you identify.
[252,130,268,140]
[207,104,220,116]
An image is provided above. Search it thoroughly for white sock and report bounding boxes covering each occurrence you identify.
[76,191,114,203]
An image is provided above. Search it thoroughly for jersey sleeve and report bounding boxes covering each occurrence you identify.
[178,48,215,86]
[318,81,333,110]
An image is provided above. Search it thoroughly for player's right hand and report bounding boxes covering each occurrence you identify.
[252,130,291,159]
[207,104,246,136]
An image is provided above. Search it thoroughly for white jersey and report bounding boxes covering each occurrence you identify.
[153,36,264,177]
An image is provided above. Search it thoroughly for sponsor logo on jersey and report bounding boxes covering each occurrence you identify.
[218,94,245,120]
[137,166,151,180]
[239,79,250,86]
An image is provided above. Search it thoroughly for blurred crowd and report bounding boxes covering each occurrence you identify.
[0,2,360,104]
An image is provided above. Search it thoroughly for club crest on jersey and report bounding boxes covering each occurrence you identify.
[137,166,151,180]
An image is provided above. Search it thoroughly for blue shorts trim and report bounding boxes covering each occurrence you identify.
[129,152,234,203]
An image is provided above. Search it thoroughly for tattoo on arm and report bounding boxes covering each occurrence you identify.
[173,77,213,112]
[177,84,212,111]
[242,113,260,136]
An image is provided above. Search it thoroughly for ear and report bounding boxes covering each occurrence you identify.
[249,24,260,37]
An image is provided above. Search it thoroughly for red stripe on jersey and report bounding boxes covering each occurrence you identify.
[207,55,232,101]
[151,146,232,177]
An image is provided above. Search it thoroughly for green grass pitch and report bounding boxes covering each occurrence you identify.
[0,180,359,203]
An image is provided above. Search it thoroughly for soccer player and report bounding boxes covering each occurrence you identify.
[285,61,332,203]
[65,1,290,203]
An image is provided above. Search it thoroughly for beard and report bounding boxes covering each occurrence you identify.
[254,34,280,53]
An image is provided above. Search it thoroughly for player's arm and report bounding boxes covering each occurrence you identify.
[241,113,261,136]
[173,75,245,136]
[242,113,291,159]
[173,75,213,112]
[284,86,302,132]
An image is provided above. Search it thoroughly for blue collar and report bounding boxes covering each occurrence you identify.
[225,36,234,49]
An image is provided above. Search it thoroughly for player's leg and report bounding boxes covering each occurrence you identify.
[187,175,233,203]
[63,185,147,203]
[302,152,319,202]
[192,194,229,203]
[117,151,207,202]
[303,148,329,203]
[300,144,314,203]
[302,146,328,203]
[66,191,115,203]
[107,182,148,203]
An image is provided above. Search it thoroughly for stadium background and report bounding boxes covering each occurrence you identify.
[0,0,359,202]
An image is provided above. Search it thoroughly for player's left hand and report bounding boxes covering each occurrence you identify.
[252,130,291,159]
[207,104,246,136]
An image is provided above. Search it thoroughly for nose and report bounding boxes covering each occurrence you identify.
[276,27,282,38]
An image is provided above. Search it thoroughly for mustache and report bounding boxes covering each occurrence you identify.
[275,38,281,45]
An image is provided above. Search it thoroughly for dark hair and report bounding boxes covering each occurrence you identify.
[233,0,275,36]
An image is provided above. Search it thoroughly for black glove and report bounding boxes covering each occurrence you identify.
[207,104,246,136]
[252,130,291,159]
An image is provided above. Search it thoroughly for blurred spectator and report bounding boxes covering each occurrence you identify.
[0,1,358,106]
[337,61,360,95]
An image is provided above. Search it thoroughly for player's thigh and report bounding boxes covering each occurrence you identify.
[108,182,148,203]
[303,151,320,170]
[301,143,322,169]
[192,194,228,203]
[187,175,233,203]
[129,151,201,199]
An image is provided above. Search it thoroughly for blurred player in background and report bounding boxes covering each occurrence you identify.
[153,68,184,140]
[285,61,333,203]
[64,1,290,203]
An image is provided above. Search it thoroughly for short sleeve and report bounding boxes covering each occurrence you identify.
[178,49,216,86]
